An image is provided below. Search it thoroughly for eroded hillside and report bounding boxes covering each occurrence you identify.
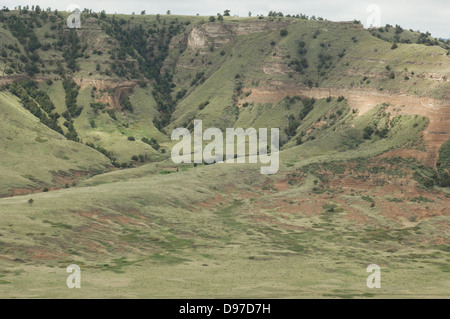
[0,9,449,194]
[0,9,449,299]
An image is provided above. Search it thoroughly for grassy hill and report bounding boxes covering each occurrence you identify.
[0,8,449,298]
[0,90,111,196]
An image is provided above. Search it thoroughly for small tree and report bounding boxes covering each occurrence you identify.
[224,9,231,16]
[28,198,34,205]
[391,43,398,49]
[280,29,288,37]
[140,10,145,15]
[363,125,374,139]
[166,10,171,15]
[248,11,252,17]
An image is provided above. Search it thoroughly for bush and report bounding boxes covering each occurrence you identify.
[141,137,160,150]
[391,43,398,49]
[127,136,135,141]
[363,126,374,139]
[375,128,389,138]
[198,101,209,110]
[280,29,288,37]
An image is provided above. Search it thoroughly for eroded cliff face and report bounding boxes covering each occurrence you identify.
[239,82,450,166]
[187,20,290,49]
[187,26,208,50]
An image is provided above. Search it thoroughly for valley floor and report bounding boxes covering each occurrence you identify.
[0,160,448,298]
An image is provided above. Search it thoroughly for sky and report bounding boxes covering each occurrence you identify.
[2,0,449,39]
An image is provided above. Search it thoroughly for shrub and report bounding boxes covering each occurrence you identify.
[127,136,135,141]
[141,137,160,150]
[198,101,209,110]
[280,29,288,37]
[363,126,374,139]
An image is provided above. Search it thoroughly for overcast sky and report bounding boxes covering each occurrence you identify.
[3,0,449,38]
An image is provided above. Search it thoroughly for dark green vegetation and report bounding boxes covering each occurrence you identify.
[0,7,448,298]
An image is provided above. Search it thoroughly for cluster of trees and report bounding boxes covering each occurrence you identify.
[85,142,117,163]
[90,102,106,114]
[1,8,90,76]
[190,71,205,86]
[373,24,448,49]
[103,17,187,129]
[417,32,441,46]
[59,30,84,72]
[62,79,82,117]
[131,154,150,163]
[284,97,316,139]
[5,14,42,75]
[119,94,133,112]
[141,137,160,150]
[8,81,63,135]
[267,11,324,20]
[363,124,389,140]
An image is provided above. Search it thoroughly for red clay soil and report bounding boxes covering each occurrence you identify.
[8,187,40,197]
[6,169,95,198]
